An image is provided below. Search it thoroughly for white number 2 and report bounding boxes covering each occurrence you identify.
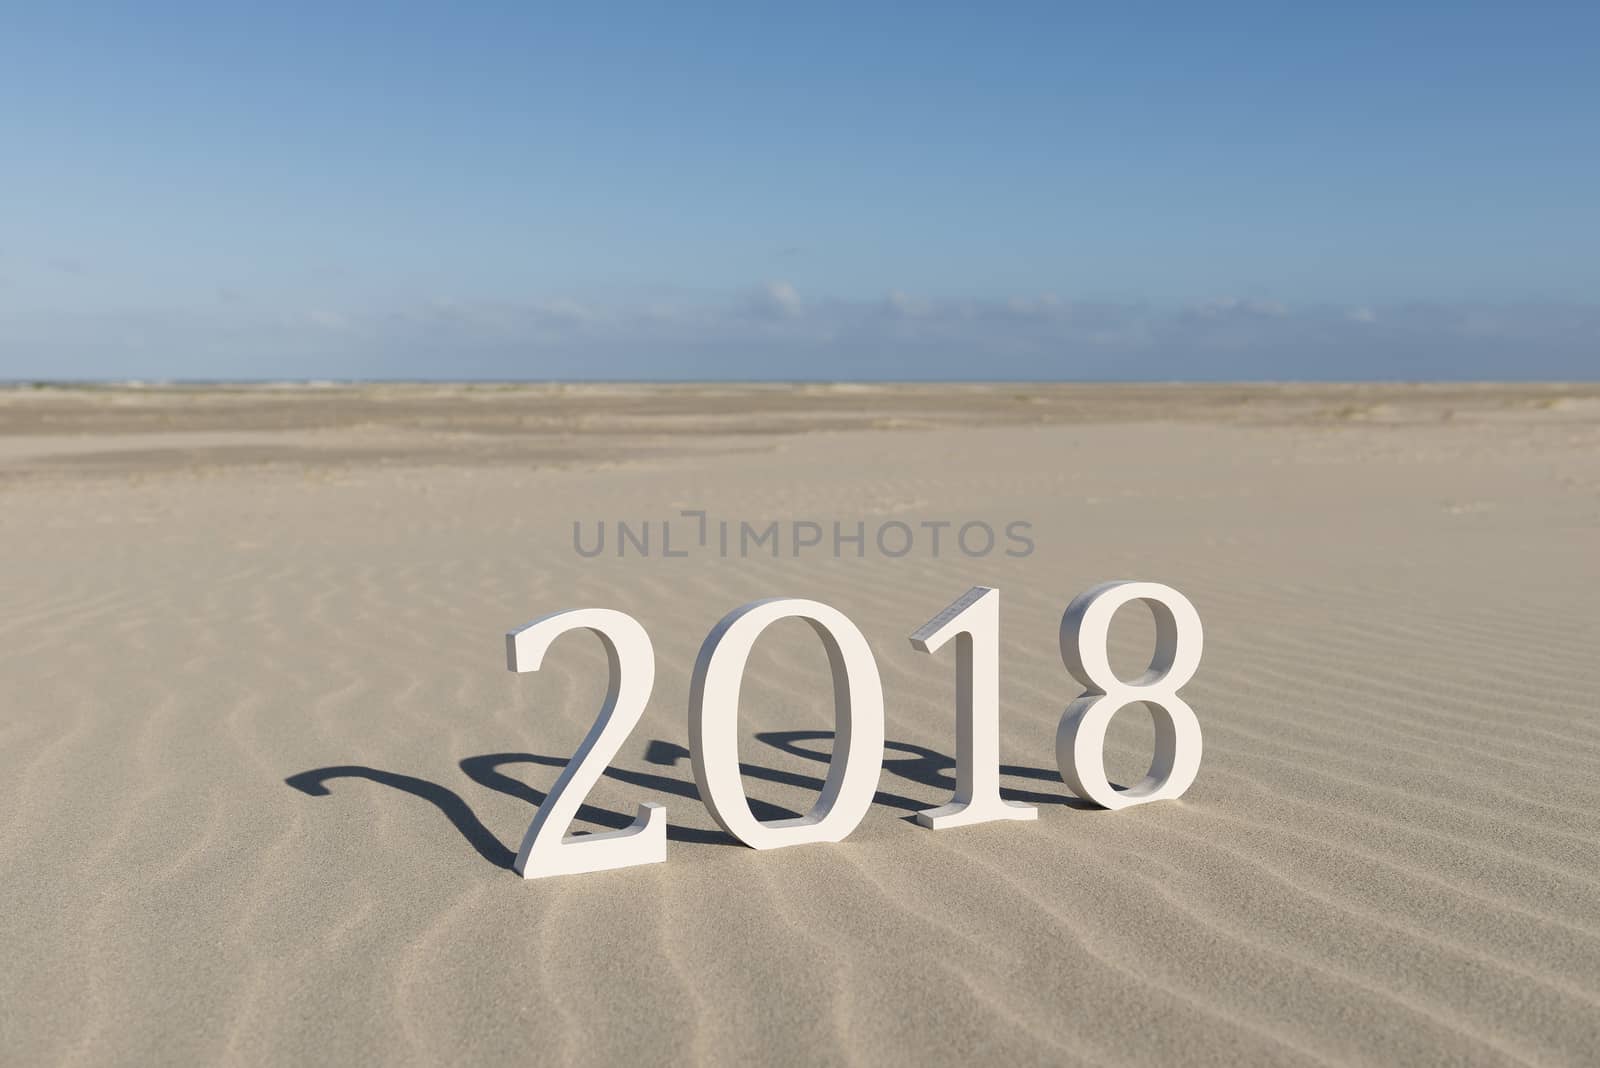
[505,608,666,878]
[1055,581,1203,810]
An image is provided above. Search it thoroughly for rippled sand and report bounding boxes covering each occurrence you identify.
[2,383,1597,1065]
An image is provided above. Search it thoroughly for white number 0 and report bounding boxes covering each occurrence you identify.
[1056,581,1203,810]
[689,599,885,849]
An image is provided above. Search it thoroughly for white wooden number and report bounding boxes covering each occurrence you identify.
[501,581,1204,878]
[908,586,1037,828]
[689,598,885,849]
[505,608,666,879]
[1055,581,1204,810]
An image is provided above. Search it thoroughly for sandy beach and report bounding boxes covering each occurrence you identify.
[2,382,1597,1066]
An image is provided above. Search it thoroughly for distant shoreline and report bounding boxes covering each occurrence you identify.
[4,378,1594,389]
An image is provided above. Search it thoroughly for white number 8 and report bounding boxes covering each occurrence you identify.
[1055,581,1203,810]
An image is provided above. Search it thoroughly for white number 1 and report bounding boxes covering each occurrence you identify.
[909,587,1038,829]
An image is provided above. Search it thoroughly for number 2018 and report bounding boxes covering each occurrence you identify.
[506,581,1202,879]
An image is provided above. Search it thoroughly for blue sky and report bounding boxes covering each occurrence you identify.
[3,3,1596,379]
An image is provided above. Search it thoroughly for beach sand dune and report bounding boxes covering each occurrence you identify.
[2,383,1597,1066]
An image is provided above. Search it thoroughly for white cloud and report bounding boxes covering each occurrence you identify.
[1187,297,1289,320]
[745,280,803,320]
[3,289,1597,380]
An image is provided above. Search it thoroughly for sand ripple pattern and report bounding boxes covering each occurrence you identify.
[2,388,1598,1066]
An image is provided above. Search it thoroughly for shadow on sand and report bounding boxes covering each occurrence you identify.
[285,731,1091,871]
